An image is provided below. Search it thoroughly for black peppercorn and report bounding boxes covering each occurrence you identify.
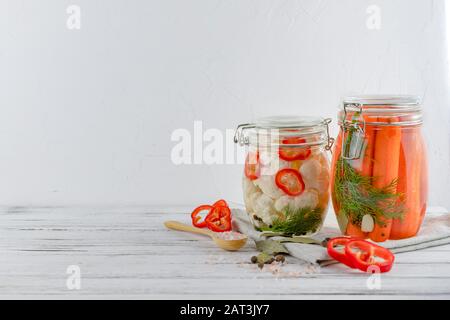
[321,237,330,247]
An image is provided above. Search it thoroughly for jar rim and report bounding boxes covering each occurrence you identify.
[234,115,334,149]
[255,115,326,129]
[343,94,420,107]
[340,94,423,126]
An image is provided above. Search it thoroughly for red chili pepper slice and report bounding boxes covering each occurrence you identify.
[327,237,356,268]
[212,199,228,208]
[205,205,232,232]
[327,237,372,269]
[279,137,311,161]
[190,205,213,228]
[345,240,395,273]
[275,168,305,196]
[244,152,260,180]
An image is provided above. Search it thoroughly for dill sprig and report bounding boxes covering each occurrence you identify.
[335,110,404,227]
[334,158,404,226]
[260,206,323,236]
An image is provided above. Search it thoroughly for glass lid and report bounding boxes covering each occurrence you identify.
[234,115,334,150]
[340,95,423,126]
[255,115,326,129]
[343,95,420,107]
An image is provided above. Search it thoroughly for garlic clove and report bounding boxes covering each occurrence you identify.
[361,214,375,232]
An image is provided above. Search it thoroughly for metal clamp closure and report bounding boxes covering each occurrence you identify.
[341,103,366,160]
[233,123,255,146]
[234,118,335,149]
[323,118,335,152]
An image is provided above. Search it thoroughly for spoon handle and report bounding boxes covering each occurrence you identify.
[164,220,212,237]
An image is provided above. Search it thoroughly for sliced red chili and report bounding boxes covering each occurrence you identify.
[205,205,232,232]
[212,199,228,208]
[275,168,305,196]
[244,152,260,180]
[190,205,213,228]
[345,240,395,273]
[327,237,371,269]
[327,237,356,268]
[279,137,311,161]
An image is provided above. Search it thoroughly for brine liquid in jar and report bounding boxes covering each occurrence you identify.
[331,96,428,242]
[234,116,334,236]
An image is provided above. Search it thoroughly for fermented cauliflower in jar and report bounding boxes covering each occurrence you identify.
[242,146,330,236]
[236,116,333,236]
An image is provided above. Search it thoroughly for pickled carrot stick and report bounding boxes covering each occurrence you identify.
[346,221,367,238]
[389,140,408,239]
[390,127,422,239]
[403,128,423,238]
[345,117,376,239]
[361,118,376,178]
[368,117,402,242]
[418,135,428,226]
[405,135,423,237]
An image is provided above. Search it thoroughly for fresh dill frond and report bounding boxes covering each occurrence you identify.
[260,206,323,236]
[334,158,404,226]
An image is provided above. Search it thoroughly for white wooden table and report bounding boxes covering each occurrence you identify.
[0,206,449,299]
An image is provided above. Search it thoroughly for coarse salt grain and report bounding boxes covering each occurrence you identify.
[213,231,247,240]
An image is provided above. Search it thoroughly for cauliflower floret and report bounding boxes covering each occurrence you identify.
[242,176,259,197]
[300,158,322,183]
[300,158,330,194]
[314,170,330,194]
[293,189,319,208]
[252,193,277,225]
[245,189,261,214]
[259,150,289,176]
[273,194,292,212]
[242,176,261,213]
[254,175,284,199]
[274,189,319,212]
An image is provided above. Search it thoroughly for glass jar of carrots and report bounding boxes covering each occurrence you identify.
[331,96,428,242]
[234,116,335,236]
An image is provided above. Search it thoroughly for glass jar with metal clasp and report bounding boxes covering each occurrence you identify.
[234,116,334,236]
[331,95,428,242]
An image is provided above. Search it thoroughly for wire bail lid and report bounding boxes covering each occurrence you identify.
[341,103,366,160]
[340,95,422,126]
[339,95,422,160]
[234,115,334,151]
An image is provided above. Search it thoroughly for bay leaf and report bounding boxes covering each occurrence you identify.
[256,252,272,264]
[279,236,322,245]
[255,239,289,255]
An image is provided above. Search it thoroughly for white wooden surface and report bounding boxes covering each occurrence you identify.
[0,206,449,299]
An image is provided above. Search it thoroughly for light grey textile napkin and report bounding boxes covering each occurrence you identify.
[232,208,450,266]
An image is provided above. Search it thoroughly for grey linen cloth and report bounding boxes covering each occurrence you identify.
[232,208,450,266]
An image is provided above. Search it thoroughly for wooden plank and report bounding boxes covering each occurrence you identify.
[0,206,449,298]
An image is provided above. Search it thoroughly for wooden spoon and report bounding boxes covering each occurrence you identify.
[164,220,247,251]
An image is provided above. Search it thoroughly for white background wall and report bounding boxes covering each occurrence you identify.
[0,0,449,208]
